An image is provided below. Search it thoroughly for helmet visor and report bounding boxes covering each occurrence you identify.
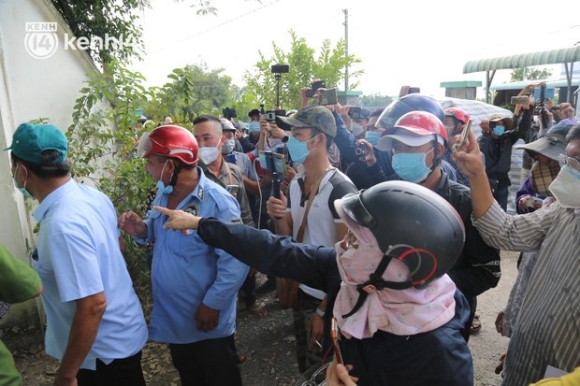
[137,131,153,158]
[339,192,377,230]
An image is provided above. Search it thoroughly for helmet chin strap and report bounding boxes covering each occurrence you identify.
[168,161,183,188]
[341,254,413,319]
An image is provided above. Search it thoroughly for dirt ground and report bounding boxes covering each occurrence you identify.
[3,251,518,386]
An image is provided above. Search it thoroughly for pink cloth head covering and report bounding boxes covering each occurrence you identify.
[333,200,457,340]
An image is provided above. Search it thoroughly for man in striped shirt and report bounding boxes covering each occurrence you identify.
[454,123,580,385]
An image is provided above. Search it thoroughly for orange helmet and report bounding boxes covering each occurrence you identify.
[138,125,198,165]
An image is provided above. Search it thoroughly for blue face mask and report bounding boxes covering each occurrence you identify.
[286,135,316,164]
[225,152,236,164]
[392,149,433,183]
[248,121,260,133]
[13,165,33,199]
[258,152,268,169]
[365,131,381,146]
[156,160,174,194]
[493,125,505,136]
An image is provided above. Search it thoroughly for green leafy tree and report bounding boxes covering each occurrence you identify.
[510,67,552,82]
[51,0,147,64]
[66,60,157,296]
[244,30,363,110]
[143,64,234,124]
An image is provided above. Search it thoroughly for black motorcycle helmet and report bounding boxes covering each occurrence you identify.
[336,180,465,289]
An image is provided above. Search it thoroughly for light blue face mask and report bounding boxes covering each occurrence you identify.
[13,165,33,199]
[286,135,316,164]
[156,160,174,194]
[365,131,381,146]
[248,121,261,133]
[392,149,434,183]
[258,152,268,169]
[493,125,505,136]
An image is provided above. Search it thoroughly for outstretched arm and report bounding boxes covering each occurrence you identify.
[154,206,340,292]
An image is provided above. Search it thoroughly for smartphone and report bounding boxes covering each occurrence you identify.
[458,119,472,151]
[511,96,530,105]
[319,88,338,105]
[261,151,286,175]
[408,87,421,94]
[348,106,362,119]
[271,173,281,199]
[331,317,343,365]
[271,152,286,174]
[355,142,366,158]
[533,88,555,99]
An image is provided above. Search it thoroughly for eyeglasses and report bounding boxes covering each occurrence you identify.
[558,154,580,172]
[343,229,359,250]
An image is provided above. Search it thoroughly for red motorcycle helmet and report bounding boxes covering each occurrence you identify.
[138,125,198,165]
[444,107,470,125]
[377,111,448,152]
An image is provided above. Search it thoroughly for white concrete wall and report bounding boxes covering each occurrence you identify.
[0,0,99,277]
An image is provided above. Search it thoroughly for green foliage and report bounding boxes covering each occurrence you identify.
[510,67,552,82]
[244,30,363,110]
[143,64,234,124]
[226,85,261,125]
[67,59,155,290]
[51,0,146,64]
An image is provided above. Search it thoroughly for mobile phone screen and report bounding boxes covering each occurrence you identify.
[458,119,471,150]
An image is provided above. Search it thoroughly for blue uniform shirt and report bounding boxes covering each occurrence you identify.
[137,168,249,343]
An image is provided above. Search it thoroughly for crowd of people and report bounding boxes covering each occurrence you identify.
[2,83,579,386]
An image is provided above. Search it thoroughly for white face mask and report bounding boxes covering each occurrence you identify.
[549,165,580,208]
[199,145,220,164]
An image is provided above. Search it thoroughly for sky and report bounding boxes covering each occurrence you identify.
[131,0,580,100]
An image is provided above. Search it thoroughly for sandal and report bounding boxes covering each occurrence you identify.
[470,315,482,334]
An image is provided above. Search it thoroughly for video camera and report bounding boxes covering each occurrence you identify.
[262,110,287,123]
[305,80,326,98]
[259,104,286,123]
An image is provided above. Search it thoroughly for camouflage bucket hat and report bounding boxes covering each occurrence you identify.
[276,106,337,137]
